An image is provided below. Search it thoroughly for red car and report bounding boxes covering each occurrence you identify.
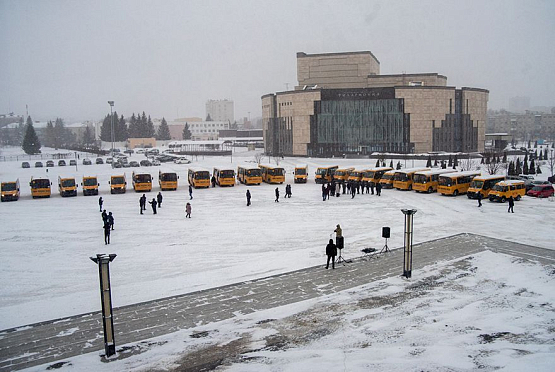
[527,184,554,198]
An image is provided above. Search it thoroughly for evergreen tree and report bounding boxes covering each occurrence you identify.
[544,148,549,160]
[524,152,528,165]
[22,116,41,154]
[389,160,393,168]
[536,165,542,174]
[115,114,128,141]
[100,114,113,141]
[441,160,446,169]
[82,125,94,146]
[523,160,529,174]
[44,121,55,148]
[375,159,380,167]
[156,117,171,140]
[480,157,484,164]
[426,155,432,167]
[434,159,438,167]
[139,112,148,137]
[206,114,212,121]
[535,150,538,160]
[448,155,452,167]
[534,140,538,148]
[515,158,522,175]
[53,118,66,148]
[529,159,536,174]
[508,161,514,176]
[527,140,531,148]
[128,113,139,138]
[146,115,155,138]
[396,161,401,170]
[382,161,386,167]
[502,152,507,163]
[182,123,192,140]
[17,118,25,145]
[453,155,458,167]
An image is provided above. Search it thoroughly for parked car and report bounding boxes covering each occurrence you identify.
[129,161,140,167]
[83,158,92,165]
[140,160,152,167]
[174,157,191,164]
[95,157,104,164]
[35,161,43,168]
[58,160,66,166]
[526,180,551,191]
[518,174,534,181]
[151,159,161,166]
[46,160,55,167]
[156,155,175,163]
[69,160,77,166]
[527,184,554,198]
[146,149,159,156]
[122,162,131,168]
[113,162,123,168]
[136,149,146,154]
[124,149,134,155]
[106,157,113,164]
[22,161,30,168]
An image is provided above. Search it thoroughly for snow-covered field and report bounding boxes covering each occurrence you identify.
[0,146,554,330]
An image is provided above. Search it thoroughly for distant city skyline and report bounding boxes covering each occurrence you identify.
[1,0,554,122]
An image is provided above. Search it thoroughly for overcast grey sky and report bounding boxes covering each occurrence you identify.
[1,0,554,122]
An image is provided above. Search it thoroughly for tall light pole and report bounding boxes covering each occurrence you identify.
[401,209,417,278]
[108,101,115,169]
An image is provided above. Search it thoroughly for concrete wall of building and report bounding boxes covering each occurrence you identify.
[262,95,276,152]
[461,88,489,152]
[395,87,455,153]
[206,100,234,122]
[296,52,379,90]
[367,74,447,88]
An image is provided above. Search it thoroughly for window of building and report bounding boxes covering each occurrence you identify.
[409,81,423,86]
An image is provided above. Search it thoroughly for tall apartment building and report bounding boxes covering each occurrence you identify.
[206,99,234,122]
[263,51,488,156]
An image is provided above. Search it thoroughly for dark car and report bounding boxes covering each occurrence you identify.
[83,158,92,165]
[95,157,104,164]
[113,162,123,168]
[69,160,77,166]
[58,160,66,166]
[124,149,134,155]
[156,155,175,163]
[527,184,554,198]
[129,161,140,167]
[35,161,43,168]
[22,161,30,168]
[46,160,55,167]
[140,160,152,167]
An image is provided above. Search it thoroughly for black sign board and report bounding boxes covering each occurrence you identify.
[321,88,396,101]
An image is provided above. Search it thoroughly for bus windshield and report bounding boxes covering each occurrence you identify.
[136,174,152,182]
[246,169,261,177]
[84,178,97,186]
[382,174,393,180]
[439,177,452,186]
[160,173,177,181]
[2,183,16,191]
[413,174,427,184]
[194,171,210,180]
[316,168,330,176]
[61,179,75,187]
[112,177,125,185]
[220,170,235,178]
[295,168,306,175]
[394,173,410,182]
[471,180,484,189]
[364,171,375,178]
[493,185,507,192]
[268,168,284,176]
[32,179,50,188]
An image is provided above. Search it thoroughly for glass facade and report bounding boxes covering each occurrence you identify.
[433,90,478,152]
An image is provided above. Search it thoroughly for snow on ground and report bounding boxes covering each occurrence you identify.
[22,250,555,371]
[0,146,554,330]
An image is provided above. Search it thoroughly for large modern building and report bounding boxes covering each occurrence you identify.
[262,51,489,156]
[206,99,234,122]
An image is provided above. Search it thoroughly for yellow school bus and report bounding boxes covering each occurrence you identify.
[393,167,431,191]
[132,171,152,192]
[293,164,308,183]
[188,168,210,188]
[488,180,526,202]
[379,170,396,188]
[333,167,354,183]
[315,165,338,183]
[437,171,481,196]
[348,169,366,183]
[30,176,52,198]
[412,169,453,193]
[1,179,20,202]
[467,175,505,199]
[109,174,127,194]
[82,176,99,196]
[58,176,78,197]
[237,165,262,185]
[362,167,393,186]
[213,167,236,187]
[259,164,285,184]
[159,171,178,191]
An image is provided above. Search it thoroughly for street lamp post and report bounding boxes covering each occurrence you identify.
[90,254,117,357]
[108,101,115,169]
[401,209,417,278]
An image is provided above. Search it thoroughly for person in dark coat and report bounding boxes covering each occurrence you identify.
[477,192,482,207]
[101,210,108,224]
[376,182,382,196]
[275,187,280,202]
[370,182,375,195]
[139,196,144,214]
[140,194,147,211]
[149,198,157,214]
[211,175,216,188]
[322,184,327,201]
[285,184,292,198]
[157,192,163,208]
[325,239,337,269]
[508,196,515,213]
[108,212,114,230]
[185,202,192,218]
[98,197,103,212]
[246,189,251,206]
[342,182,346,194]
[351,184,356,199]
[189,185,193,200]
[103,220,111,245]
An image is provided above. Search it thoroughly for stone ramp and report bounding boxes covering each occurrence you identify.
[1,233,553,371]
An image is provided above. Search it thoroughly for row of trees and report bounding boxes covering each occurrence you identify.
[99,112,175,142]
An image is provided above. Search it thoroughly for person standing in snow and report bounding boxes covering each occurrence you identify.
[185,202,192,218]
[108,212,114,230]
[322,184,327,201]
[149,198,157,214]
[275,187,280,202]
[98,196,103,212]
[211,175,216,188]
[325,239,337,269]
[157,192,163,208]
[335,182,341,197]
[103,220,111,245]
[189,185,193,200]
[508,196,515,213]
[101,209,108,224]
[376,182,382,196]
[477,192,482,207]
[246,189,251,206]
[139,196,144,214]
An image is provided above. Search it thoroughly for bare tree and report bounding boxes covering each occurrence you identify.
[254,152,264,164]
[485,160,506,175]
[459,157,477,171]
[272,154,281,166]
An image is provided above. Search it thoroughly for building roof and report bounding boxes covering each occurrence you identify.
[297,50,380,64]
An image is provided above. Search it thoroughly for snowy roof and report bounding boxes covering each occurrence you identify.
[237,164,261,170]
[169,140,226,145]
[395,167,430,174]
[259,164,284,169]
[474,174,506,180]
[365,167,393,172]
[496,180,525,186]
[439,170,482,178]
[295,164,308,168]
[414,169,455,176]
[188,167,210,172]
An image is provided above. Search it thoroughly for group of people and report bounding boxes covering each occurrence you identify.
[476,193,516,213]
[99,198,115,245]
[321,179,382,201]
[139,192,163,214]
[325,224,343,269]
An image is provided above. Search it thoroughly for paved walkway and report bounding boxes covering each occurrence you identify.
[1,233,554,371]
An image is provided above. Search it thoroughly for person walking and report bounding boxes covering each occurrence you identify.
[157,192,163,208]
[325,239,337,269]
[477,192,482,207]
[211,175,216,188]
[285,184,292,198]
[149,198,157,214]
[101,209,108,224]
[370,182,375,195]
[98,197,103,212]
[342,182,346,194]
[108,212,114,230]
[185,202,192,218]
[246,189,251,206]
[376,182,382,196]
[103,220,111,245]
[139,196,144,214]
[508,196,515,213]
[189,185,193,200]
[322,184,327,202]
[351,184,356,199]
[275,187,280,202]
[335,182,341,197]
[141,194,147,211]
